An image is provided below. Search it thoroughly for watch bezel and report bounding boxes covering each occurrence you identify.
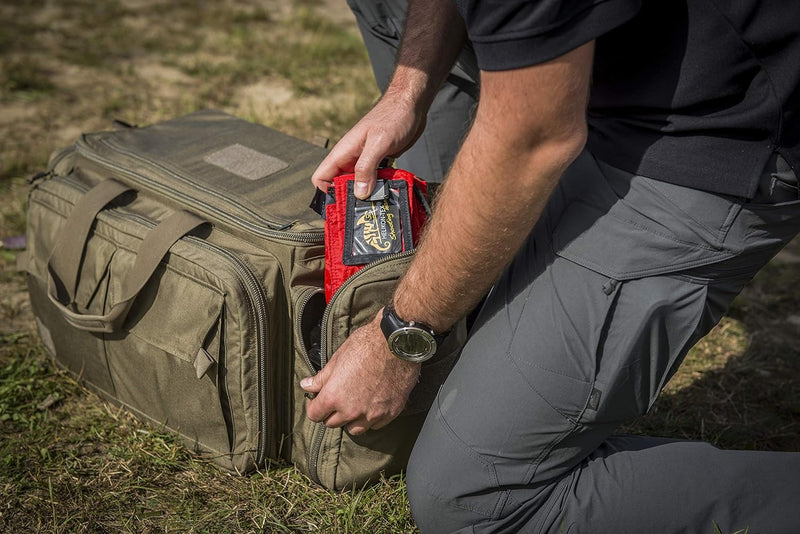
[386,324,438,363]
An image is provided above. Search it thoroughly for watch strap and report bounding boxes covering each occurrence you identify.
[381,303,447,345]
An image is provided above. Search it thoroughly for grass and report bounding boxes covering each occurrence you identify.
[1,1,799,532]
[0,334,415,532]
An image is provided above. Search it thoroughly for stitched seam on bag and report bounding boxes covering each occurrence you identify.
[238,282,257,451]
[330,429,344,489]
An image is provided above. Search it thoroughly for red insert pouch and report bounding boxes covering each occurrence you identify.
[311,168,429,302]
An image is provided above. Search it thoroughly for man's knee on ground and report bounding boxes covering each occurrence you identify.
[406,403,506,533]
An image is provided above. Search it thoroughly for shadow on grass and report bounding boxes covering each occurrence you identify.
[624,237,800,452]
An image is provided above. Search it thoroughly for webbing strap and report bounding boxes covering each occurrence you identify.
[47,179,133,302]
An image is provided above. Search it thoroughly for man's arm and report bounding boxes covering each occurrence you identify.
[311,0,467,198]
[393,44,593,332]
[303,22,595,436]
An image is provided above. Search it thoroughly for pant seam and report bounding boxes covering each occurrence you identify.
[533,474,572,534]
[505,350,584,424]
[518,424,579,498]
[425,396,502,519]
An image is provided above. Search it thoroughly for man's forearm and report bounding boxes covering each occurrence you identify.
[392,44,595,333]
[385,0,468,114]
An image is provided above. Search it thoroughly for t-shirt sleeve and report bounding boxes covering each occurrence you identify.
[453,0,641,70]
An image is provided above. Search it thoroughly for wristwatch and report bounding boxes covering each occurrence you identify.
[380,303,446,363]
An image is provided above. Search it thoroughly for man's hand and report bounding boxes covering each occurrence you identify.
[310,0,468,199]
[310,93,426,199]
[300,311,421,435]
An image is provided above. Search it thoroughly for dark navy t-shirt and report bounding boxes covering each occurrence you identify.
[452,0,800,198]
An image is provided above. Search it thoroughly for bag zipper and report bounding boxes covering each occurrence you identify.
[36,176,275,466]
[74,139,325,244]
[306,249,415,485]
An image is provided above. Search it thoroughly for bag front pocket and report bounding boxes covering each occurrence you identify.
[26,176,273,473]
[103,254,232,462]
[99,215,273,473]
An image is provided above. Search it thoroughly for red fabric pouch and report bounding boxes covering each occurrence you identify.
[319,168,430,302]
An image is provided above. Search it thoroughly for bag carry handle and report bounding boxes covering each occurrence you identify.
[46,179,207,333]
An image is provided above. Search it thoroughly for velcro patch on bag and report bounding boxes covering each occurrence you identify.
[204,143,288,181]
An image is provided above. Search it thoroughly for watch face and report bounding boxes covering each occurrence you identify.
[388,327,436,362]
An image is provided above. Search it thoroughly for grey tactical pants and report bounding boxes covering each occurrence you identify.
[407,152,800,533]
[346,0,479,184]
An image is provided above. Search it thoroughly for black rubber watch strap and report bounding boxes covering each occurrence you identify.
[381,303,447,345]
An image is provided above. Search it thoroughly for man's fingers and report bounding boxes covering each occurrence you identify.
[353,133,391,199]
[311,149,354,191]
[300,372,323,394]
[345,421,370,435]
[322,412,351,429]
[305,400,333,423]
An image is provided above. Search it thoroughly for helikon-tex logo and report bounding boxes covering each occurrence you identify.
[356,200,397,252]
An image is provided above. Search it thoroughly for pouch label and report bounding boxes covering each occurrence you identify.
[343,179,413,266]
[354,198,400,254]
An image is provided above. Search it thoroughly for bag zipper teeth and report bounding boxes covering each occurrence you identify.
[318,249,415,365]
[308,248,415,485]
[296,287,325,486]
[125,213,274,465]
[41,177,274,466]
[74,140,325,244]
[191,240,272,466]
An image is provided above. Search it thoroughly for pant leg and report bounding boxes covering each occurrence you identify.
[406,152,800,533]
[346,0,479,183]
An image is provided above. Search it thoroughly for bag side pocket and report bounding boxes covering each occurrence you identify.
[306,254,466,490]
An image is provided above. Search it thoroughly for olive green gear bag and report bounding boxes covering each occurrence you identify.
[21,110,464,490]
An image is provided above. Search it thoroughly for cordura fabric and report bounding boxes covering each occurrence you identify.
[22,110,465,489]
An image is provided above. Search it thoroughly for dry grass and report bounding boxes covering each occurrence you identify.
[1,1,799,533]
